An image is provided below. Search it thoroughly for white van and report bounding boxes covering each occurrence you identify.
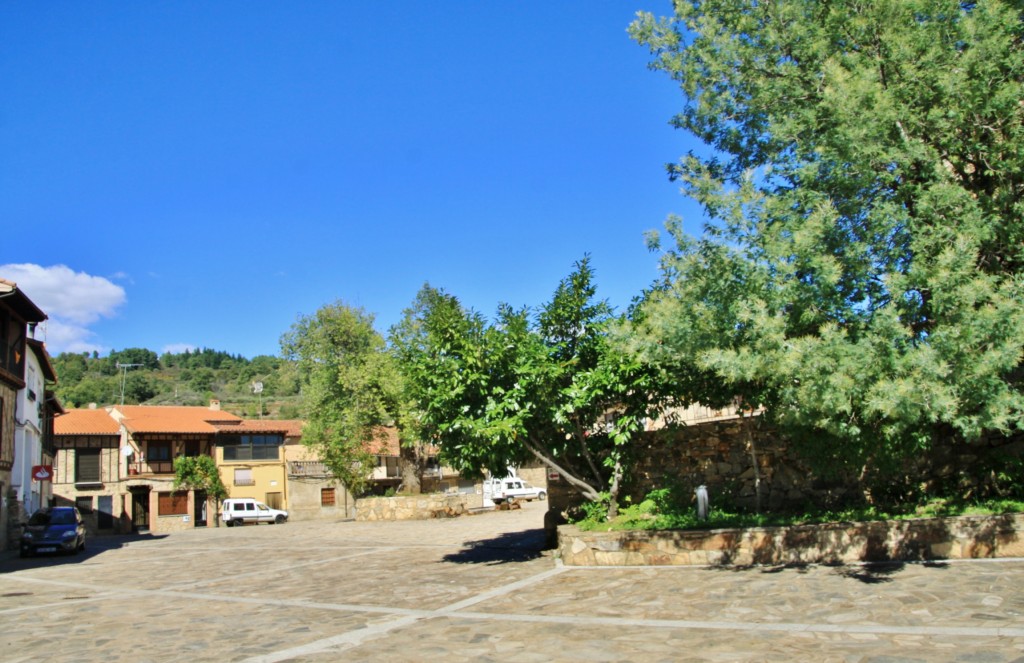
[484,477,546,505]
[220,498,288,526]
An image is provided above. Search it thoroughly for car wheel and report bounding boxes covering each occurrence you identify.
[538,491,546,501]
[274,515,286,524]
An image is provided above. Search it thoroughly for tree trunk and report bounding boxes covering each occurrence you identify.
[606,456,624,521]
[399,444,422,494]
[742,408,763,514]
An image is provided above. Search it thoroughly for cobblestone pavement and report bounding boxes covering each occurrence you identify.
[3,501,1024,662]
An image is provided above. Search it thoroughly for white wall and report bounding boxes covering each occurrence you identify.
[12,350,44,516]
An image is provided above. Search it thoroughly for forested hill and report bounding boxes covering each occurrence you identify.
[51,347,301,418]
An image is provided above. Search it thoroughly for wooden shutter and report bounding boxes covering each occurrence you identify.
[76,449,101,482]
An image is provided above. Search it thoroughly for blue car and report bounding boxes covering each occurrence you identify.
[20,506,86,558]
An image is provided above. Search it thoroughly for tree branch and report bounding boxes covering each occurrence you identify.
[523,437,601,501]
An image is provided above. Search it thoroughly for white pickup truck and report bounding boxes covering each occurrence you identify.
[484,477,546,504]
[220,498,288,526]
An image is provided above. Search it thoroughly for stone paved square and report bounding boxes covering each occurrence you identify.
[3,501,1024,662]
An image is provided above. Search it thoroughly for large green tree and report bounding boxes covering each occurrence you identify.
[281,302,403,495]
[393,259,679,518]
[629,0,1024,498]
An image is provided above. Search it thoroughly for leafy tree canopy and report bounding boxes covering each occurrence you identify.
[393,258,681,518]
[173,455,229,501]
[281,302,403,494]
[629,0,1024,489]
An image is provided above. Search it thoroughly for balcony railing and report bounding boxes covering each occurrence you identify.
[289,461,331,478]
[127,460,174,476]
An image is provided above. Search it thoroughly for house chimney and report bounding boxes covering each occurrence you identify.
[209,399,221,411]
[89,403,98,410]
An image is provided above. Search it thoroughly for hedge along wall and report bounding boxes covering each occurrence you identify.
[544,417,1024,525]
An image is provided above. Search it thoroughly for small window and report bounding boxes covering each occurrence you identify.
[234,468,254,486]
[158,492,188,516]
[148,442,172,461]
[76,449,101,483]
[321,488,336,507]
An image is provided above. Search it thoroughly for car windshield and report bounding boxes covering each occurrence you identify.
[28,510,75,526]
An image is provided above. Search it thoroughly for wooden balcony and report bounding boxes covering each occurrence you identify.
[127,460,175,476]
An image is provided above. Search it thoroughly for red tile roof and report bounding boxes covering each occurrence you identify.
[364,427,401,456]
[54,408,121,436]
[113,405,243,434]
[215,419,304,438]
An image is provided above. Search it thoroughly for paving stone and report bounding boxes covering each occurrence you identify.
[2,500,1024,661]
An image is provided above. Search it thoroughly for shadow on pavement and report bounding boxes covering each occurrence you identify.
[0,532,169,573]
[705,558,950,584]
[442,527,548,565]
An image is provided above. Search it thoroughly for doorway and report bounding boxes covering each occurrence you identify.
[130,488,150,532]
[193,491,207,527]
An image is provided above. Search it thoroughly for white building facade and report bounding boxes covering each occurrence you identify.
[11,338,57,520]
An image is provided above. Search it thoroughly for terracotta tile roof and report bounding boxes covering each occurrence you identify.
[112,405,242,434]
[215,419,304,438]
[54,408,121,436]
[364,427,401,456]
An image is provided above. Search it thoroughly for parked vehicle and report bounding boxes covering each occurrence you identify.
[220,498,288,526]
[484,477,546,504]
[20,506,86,557]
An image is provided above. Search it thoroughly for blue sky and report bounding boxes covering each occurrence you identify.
[1,2,702,359]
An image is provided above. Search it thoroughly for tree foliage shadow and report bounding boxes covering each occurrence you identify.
[442,527,547,565]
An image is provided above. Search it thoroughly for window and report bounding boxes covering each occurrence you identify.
[147,441,171,461]
[184,440,200,457]
[158,492,188,516]
[76,449,101,483]
[76,496,93,513]
[321,488,336,507]
[234,468,254,486]
[221,434,282,461]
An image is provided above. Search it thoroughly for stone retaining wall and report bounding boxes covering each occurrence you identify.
[355,493,476,521]
[558,513,1024,566]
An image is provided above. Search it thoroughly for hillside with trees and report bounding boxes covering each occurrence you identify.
[51,347,302,418]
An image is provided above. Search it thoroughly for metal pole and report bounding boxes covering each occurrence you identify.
[117,363,143,406]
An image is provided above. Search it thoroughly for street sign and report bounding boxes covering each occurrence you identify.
[32,465,53,481]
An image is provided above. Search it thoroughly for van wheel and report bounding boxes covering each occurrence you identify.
[275,515,286,524]
[538,492,547,501]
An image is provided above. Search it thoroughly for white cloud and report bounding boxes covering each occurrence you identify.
[42,320,102,355]
[0,263,127,354]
